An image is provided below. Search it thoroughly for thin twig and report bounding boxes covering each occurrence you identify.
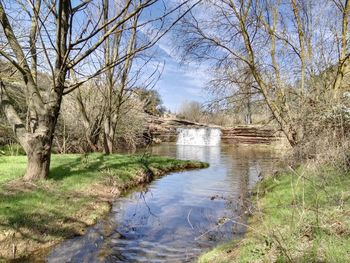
[187,208,194,230]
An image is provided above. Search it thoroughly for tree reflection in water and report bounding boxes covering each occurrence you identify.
[48,144,279,263]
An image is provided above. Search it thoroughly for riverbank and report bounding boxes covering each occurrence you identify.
[0,153,208,261]
[198,163,350,262]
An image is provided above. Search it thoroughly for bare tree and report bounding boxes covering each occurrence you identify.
[102,2,140,154]
[207,62,257,124]
[72,3,165,154]
[178,100,204,122]
[332,0,350,95]
[176,0,350,146]
[0,0,200,180]
[73,79,105,152]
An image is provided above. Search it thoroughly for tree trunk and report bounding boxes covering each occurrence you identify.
[24,142,51,180]
[86,133,99,152]
[103,131,114,154]
[245,92,252,125]
[23,111,58,180]
[1,80,56,180]
[86,117,103,152]
[103,118,115,154]
[333,0,350,96]
[84,121,102,152]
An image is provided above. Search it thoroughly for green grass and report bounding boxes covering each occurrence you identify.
[198,165,350,263]
[0,153,208,260]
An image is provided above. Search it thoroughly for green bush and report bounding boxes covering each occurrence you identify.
[0,143,26,156]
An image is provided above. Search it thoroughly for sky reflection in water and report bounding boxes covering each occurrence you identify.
[48,144,278,263]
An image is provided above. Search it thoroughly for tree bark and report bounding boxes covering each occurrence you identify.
[103,118,115,154]
[245,94,252,125]
[75,88,103,152]
[86,128,101,152]
[24,136,52,180]
[1,80,58,180]
[333,0,350,96]
[291,0,306,93]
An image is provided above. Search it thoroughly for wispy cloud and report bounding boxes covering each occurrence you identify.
[137,9,214,112]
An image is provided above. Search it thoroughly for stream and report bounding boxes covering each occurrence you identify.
[47,144,278,262]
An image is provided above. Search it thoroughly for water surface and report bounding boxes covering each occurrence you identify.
[48,144,278,262]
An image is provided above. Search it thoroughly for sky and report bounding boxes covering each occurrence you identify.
[3,0,212,113]
[138,1,213,113]
[153,37,212,113]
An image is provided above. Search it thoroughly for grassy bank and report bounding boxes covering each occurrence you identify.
[198,164,350,263]
[0,153,208,260]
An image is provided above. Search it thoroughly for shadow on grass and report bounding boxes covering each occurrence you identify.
[47,153,192,182]
[48,154,105,181]
[0,154,183,244]
[0,191,90,241]
[48,154,150,181]
[1,212,87,243]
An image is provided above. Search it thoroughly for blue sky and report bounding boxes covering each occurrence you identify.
[69,0,212,113]
[151,33,212,113]
[137,1,213,113]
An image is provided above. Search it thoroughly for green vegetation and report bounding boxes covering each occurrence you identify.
[198,165,350,263]
[0,153,208,260]
[0,143,25,156]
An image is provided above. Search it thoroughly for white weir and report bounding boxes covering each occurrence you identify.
[176,128,221,146]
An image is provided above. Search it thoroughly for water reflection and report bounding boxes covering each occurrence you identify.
[48,144,278,263]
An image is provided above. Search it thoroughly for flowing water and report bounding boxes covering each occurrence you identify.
[176,128,221,146]
[47,143,279,263]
